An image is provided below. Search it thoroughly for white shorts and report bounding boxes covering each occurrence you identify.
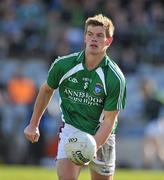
[56,124,116,176]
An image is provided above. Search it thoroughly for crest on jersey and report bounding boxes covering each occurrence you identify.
[94,83,103,95]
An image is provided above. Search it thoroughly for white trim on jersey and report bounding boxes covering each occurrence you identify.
[59,63,84,85]
[108,63,125,110]
[48,52,79,73]
[58,95,65,122]
[98,110,104,123]
[96,67,107,95]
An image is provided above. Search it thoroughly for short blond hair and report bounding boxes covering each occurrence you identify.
[85,14,115,37]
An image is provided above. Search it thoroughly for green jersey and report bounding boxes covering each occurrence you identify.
[47,51,126,135]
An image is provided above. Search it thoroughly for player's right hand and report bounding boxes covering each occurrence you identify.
[24,125,40,143]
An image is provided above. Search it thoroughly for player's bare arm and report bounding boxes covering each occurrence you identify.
[24,82,54,143]
[94,111,119,149]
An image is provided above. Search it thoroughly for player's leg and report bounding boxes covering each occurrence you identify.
[90,170,113,180]
[89,135,116,180]
[55,124,82,180]
[56,158,81,180]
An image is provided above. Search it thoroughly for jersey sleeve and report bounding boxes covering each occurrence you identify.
[47,60,62,89]
[104,76,126,111]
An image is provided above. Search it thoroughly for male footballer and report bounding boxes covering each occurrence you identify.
[24,14,126,180]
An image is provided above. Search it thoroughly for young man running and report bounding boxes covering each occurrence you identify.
[24,14,126,180]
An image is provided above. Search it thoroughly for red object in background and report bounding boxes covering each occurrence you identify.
[45,135,60,158]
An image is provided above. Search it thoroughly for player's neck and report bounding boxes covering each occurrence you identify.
[85,51,106,71]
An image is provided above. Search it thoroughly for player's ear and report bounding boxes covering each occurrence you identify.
[106,37,113,46]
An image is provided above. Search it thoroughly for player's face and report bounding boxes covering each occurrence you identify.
[84,25,109,55]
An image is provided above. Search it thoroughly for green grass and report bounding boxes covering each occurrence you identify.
[0,165,164,180]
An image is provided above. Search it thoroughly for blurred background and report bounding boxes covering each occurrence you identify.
[0,0,164,171]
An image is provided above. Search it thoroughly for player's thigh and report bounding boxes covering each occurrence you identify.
[89,135,116,180]
[56,158,81,180]
[90,170,114,180]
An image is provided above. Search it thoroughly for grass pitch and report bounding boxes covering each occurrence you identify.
[0,165,164,180]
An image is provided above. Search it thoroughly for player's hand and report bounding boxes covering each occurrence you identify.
[24,125,40,143]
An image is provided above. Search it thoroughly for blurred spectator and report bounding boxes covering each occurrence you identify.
[7,67,36,105]
[3,66,37,163]
[140,78,163,122]
[140,78,164,169]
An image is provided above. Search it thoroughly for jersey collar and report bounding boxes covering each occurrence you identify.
[76,50,110,68]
